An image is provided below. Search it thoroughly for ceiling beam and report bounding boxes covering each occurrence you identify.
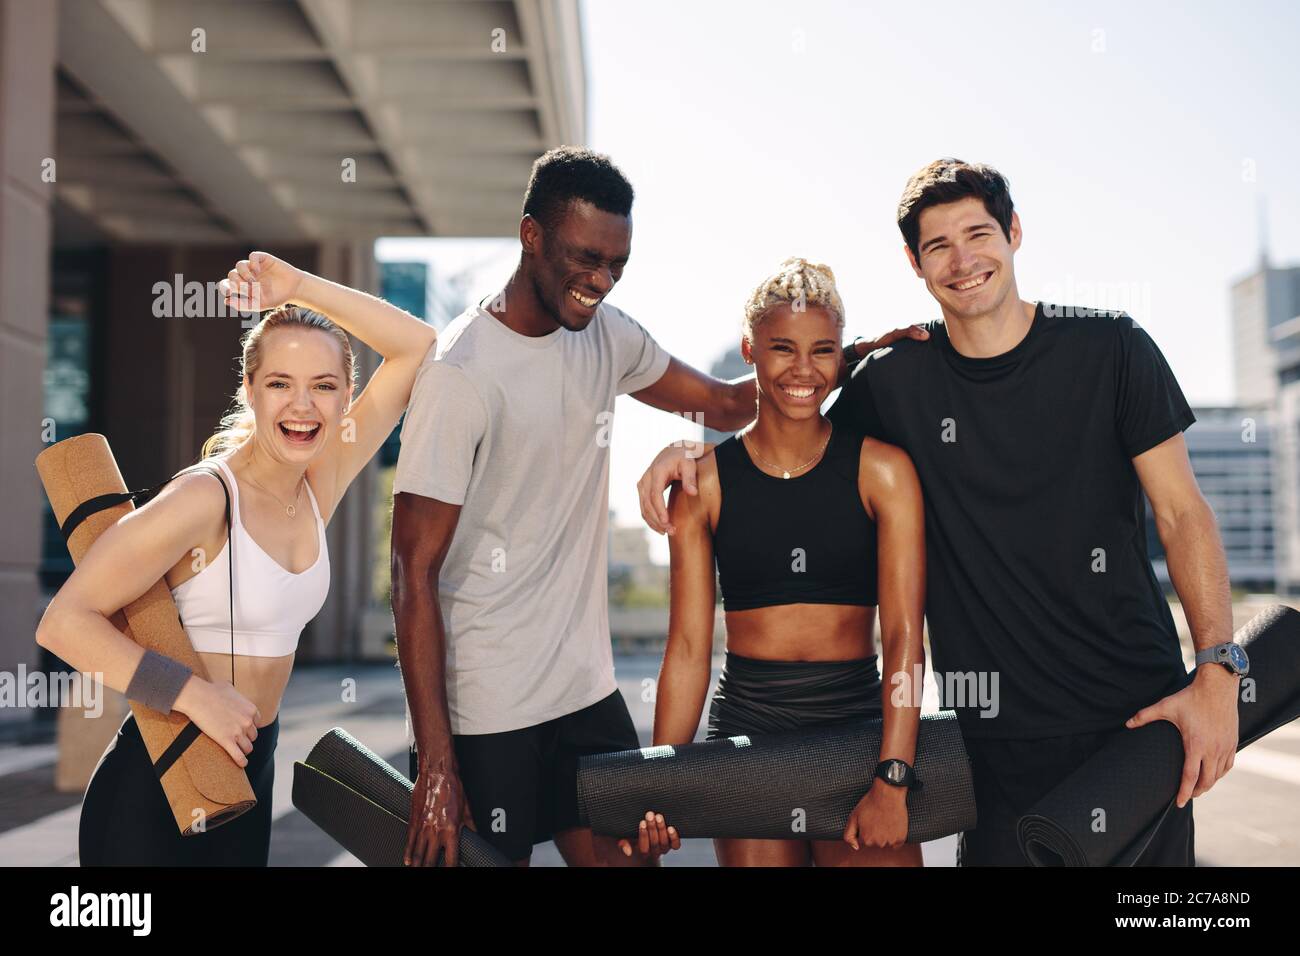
[58,0,307,239]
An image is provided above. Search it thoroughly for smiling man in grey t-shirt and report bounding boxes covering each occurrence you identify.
[391,147,921,867]
[395,297,669,738]
[390,148,764,868]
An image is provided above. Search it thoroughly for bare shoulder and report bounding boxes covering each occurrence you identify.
[669,447,720,526]
[129,469,229,577]
[152,468,230,524]
[857,435,921,494]
[694,447,720,497]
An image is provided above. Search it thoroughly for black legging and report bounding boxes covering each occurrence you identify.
[79,712,279,866]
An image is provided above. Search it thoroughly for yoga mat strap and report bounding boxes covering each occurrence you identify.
[59,491,139,541]
[58,468,204,541]
[154,721,204,779]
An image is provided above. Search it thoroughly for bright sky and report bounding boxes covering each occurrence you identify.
[380,0,1300,563]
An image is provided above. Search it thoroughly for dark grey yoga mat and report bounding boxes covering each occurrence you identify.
[291,727,509,867]
[577,710,976,842]
[1017,605,1300,866]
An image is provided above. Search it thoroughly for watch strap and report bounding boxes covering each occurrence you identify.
[1195,642,1246,674]
[875,759,923,791]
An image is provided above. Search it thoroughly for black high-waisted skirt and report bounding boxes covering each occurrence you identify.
[706,652,884,740]
[79,711,280,866]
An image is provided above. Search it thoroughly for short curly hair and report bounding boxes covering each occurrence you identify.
[521,146,634,233]
[742,257,845,345]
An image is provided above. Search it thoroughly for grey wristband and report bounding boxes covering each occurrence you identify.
[125,649,193,714]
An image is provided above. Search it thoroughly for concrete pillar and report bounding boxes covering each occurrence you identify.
[0,0,56,726]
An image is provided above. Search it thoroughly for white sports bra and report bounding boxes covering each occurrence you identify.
[171,457,330,658]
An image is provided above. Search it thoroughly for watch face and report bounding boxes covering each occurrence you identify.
[1229,645,1248,670]
[887,763,904,783]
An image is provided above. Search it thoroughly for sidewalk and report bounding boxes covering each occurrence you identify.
[1,655,1296,866]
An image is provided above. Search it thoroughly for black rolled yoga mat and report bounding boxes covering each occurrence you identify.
[577,710,975,842]
[291,727,509,867]
[1017,605,1300,867]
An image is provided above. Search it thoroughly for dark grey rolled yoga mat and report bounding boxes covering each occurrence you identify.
[577,710,976,842]
[291,727,509,867]
[1017,605,1300,866]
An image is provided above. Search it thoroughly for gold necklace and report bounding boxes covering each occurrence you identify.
[242,464,305,518]
[743,424,833,479]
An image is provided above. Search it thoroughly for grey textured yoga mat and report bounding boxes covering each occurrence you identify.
[291,727,509,867]
[577,710,975,842]
[1017,605,1300,866]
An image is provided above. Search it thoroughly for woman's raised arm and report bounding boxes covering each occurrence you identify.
[222,251,438,492]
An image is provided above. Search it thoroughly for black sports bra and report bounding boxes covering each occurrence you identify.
[712,425,878,611]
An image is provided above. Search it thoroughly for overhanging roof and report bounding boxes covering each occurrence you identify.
[55,0,586,242]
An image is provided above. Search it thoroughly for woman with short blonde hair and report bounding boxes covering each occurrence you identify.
[625,257,928,866]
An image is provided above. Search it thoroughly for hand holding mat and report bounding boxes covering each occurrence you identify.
[577,710,976,843]
[292,727,510,867]
[1017,605,1300,866]
[35,433,256,835]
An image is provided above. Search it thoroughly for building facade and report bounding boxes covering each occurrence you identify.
[1147,407,1275,593]
[0,0,587,733]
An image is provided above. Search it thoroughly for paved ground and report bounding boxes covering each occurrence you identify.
[1,655,1296,866]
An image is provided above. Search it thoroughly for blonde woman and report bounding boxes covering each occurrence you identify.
[621,258,928,866]
[36,251,436,865]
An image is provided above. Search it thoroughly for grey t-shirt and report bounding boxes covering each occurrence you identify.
[392,300,671,734]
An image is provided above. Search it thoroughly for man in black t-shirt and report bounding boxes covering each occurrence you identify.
[640,159,1242,866]
[829,298,1198,745]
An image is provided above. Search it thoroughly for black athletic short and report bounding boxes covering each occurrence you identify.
[706,652,882,739]
[408,689,640,862]
[956,728,1195,866]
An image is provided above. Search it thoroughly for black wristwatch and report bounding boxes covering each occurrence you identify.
[843,336,868,378]
[875,759,922,791]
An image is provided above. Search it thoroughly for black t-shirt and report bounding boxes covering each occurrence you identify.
[828,302,1196,739]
